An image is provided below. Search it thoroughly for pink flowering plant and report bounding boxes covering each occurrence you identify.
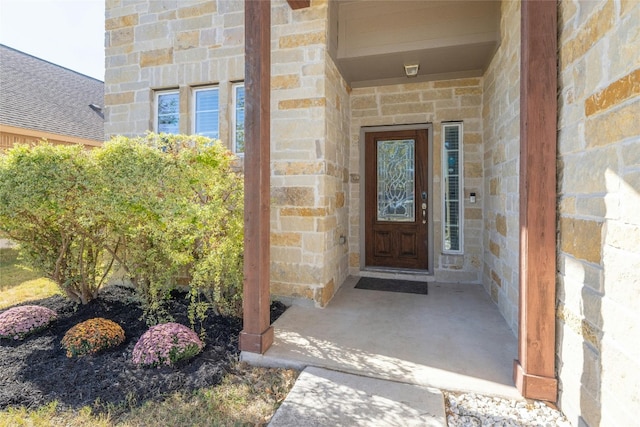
[132,322,204,368]
[0,305,57,340]
[61,318,125,357]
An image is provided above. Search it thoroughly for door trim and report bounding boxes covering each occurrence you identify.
[359,123,434,274]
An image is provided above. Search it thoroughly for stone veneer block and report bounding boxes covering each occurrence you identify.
[489,240,500,257]
[105,92,134,105]
[272,74,301,89]
[278,97,326,109]
[281,207,328,217]
[110,28,134,46]
[559,217,603,265]
[496,213,507,236]
[270,282,314,301]
[176,31,200,50]
[140,48,173,67]
[271,232,302,247]
[273,161,324,175]
[560,0,614,68]
[585,68,640,116]
[106,13,139,30]
[585,99,640,148]
[177,2,217,19]
[278,31,326,48]
[491,270,502,287]
[272,187,315,206]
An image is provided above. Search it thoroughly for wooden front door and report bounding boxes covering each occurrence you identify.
[365,129,429,269]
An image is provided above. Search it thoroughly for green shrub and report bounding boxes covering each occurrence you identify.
[0,144,116,304]
[61,317,125,357]
[0,135,244,319]
[94,134,244,318]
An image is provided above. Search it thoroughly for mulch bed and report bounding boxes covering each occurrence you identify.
[0,285,287,411]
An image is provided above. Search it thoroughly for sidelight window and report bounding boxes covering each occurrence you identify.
[442,122,463,253]
[232,83,245,154]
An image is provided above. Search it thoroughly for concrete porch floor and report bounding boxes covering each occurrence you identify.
[243,276,521,399]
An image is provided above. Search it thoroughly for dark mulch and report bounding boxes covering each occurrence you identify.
[0,285,287,412]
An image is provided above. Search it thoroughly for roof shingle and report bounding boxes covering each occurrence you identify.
[0,44,105,142]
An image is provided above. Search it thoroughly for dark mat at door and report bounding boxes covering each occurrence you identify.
[354,277,428,295]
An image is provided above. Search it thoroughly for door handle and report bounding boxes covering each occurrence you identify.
[421,202,427,224]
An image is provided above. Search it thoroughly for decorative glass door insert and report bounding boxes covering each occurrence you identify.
[365,129,429,270]
[376,139,415,222]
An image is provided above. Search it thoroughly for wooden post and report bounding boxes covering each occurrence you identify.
[286,0,310,9]
[240,0,273,354]
[514,0,558,402]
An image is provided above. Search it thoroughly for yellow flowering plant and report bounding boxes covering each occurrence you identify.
[61,317,125,357]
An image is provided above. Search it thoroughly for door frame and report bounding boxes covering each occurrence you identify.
[359,123,434,274]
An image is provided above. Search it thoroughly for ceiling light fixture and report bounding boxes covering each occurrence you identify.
[404,63,419,78]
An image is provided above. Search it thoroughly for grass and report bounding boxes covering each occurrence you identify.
[0,363,298,427]
[0,247,61,309]
[0,246,299,426]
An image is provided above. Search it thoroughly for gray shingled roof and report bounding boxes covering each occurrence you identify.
[0,44,105,142]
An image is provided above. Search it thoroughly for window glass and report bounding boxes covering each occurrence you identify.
[376,139,415,222]
[156,91,179,134]
[194,88,219,139]
[233,84,245,153]
[442,123,463,253]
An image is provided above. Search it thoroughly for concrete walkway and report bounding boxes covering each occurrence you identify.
[244,276,520,425]
[269,367,446,426]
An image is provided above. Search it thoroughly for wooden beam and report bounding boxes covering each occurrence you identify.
[287,0,310,10]
[514,0,558,402]
[239,0,273,354]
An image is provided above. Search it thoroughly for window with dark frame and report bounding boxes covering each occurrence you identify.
[442,122,463,253]
[232,83,245,154]
[155,90,179,134]
[193,87,219,139]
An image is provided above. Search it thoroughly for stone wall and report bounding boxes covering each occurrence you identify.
[349,78,484,283]
[481,0,521,333]
[269,0,346,306]
[556,1,640,425]
[322,54,351,297]
[105,0,343,306]
[105,0,245,139]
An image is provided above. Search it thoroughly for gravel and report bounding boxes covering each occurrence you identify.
[444,391,572,427]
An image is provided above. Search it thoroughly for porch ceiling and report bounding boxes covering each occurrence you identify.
[329,0,501,88]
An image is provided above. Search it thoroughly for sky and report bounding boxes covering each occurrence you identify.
[0,0,105,81]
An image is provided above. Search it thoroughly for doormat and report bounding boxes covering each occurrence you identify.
[354,277,428,295]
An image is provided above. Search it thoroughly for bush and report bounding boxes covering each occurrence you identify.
[0,305,57,339]
[61,318,125,357]
[95,134,244,318]
[0,135,244,318]
[132,322,204,367]
[0,144,116,304]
